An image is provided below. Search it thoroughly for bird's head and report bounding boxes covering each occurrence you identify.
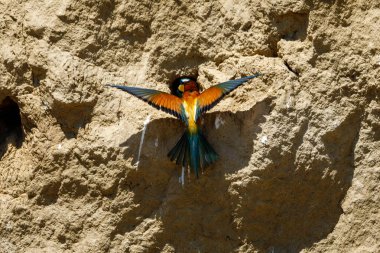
[170,76,200,98]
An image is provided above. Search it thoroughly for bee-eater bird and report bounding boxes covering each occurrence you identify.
[109,73,261,177]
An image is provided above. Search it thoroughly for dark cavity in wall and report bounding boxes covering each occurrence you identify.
[0,97,24,158]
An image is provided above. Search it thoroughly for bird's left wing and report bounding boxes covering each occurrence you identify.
[109,85,184,120]
[196,74,261,119]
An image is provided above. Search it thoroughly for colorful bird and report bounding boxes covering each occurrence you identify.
[109,74,261,177]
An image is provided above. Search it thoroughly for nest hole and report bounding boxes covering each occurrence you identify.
[0,97,24,157]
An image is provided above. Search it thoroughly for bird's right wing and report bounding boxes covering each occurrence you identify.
[109,85,184,120]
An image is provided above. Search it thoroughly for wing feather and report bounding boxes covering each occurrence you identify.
[196,74,261,118]
[109,85,183,119]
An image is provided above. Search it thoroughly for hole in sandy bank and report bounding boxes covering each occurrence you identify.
[0,97,24,158]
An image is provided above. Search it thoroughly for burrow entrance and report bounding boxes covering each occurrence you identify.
[0,96,23,158]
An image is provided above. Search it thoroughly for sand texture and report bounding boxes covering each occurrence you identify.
[0,0,379,252]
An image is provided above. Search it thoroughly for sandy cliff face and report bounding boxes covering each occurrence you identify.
[0,0,379,252]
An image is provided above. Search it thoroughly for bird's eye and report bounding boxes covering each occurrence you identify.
[178,84,184,92]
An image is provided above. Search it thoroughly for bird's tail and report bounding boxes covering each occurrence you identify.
[168,130,218,177]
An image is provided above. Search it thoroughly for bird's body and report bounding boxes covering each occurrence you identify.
[109,74,261,177]
[182,89,200,134]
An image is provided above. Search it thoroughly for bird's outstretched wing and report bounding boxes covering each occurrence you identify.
[109,85,183,120]
[196,74,261,118]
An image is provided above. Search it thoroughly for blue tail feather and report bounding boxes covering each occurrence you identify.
[168,131,218,177]
[188,133,201,177]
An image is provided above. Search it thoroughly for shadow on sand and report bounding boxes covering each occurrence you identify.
[111,98,358,253]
